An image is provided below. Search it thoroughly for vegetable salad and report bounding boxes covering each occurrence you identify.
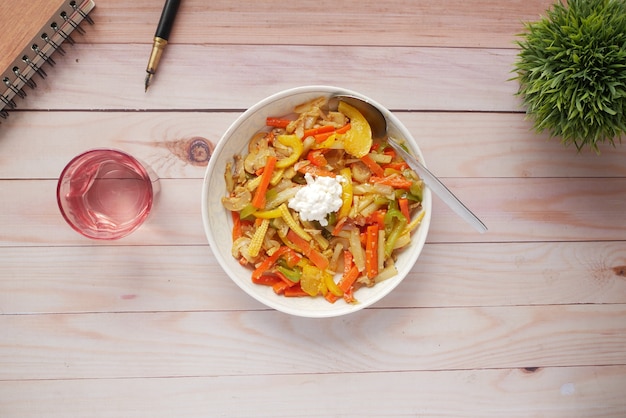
[222,97,425,304]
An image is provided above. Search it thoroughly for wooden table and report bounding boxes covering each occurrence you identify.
[2,1,626,416]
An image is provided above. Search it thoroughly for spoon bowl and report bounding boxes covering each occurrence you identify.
[329,95,388,139]
[333,95,487,233]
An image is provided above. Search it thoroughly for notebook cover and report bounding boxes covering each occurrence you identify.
[0,0,69,75]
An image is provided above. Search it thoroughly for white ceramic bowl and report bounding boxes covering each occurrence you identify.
[202,86,431,317]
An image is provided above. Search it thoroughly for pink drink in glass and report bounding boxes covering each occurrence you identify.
[57,149,157,240]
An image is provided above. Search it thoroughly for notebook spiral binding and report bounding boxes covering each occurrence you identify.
[0,0,96,122]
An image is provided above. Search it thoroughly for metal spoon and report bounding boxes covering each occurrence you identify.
[333,95,488,233]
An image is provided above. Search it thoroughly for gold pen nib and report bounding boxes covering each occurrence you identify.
[144,37,168,92]
[145,72,153,92]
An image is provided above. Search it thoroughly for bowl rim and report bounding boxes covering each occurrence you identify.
[201,85,431,317]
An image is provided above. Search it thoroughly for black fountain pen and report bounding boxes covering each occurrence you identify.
[145,0,181,92]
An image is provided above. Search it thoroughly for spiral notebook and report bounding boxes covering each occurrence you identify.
[0,0,96,120]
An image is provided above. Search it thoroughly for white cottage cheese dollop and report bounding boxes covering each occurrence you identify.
[288,173,345,226]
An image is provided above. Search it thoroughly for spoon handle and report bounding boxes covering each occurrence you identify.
[387,138,488,233]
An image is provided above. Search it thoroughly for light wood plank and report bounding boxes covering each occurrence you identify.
[1,306,625,380]
[0,112,227,180]
[1,242,625,314]
[397,113,626,178]
[0,179,206,246]
[1,366,625,417]
[2,178,625,246]
[410,241,626,307]
[430,177,626,242]
[3,44,522,112]
[2,112,624,180]
[82,0,555,49]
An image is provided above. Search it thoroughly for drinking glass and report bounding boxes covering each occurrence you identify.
[57,149,159,240]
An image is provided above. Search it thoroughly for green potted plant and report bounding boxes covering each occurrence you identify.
[513,0,626,153]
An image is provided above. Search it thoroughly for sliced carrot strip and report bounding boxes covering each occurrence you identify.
[252,274,281,286]
[266,117,292,128]
[297,164,336,178]
[335,123,351,134]
[326,263,360,303]
[251,155,277,209]
[231,211,243,241]
[360,154,385,177]
[272,280,291,294]
[399,198,410,221]
[369,175,412,189]
[251,246,291,281]
[339,264,360,292]
[286,230,329,270]
[365,224,379,279]
[284,285,310,297]
[304,125,335,138]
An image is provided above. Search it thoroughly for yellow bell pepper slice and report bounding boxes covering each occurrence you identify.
[300,264,325,296]
[324,273,344,297]
[338,167,353,219]
[300,264,336,297]
[338,101,372,158]
[275,134,303,168]
[253,207,283,219]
